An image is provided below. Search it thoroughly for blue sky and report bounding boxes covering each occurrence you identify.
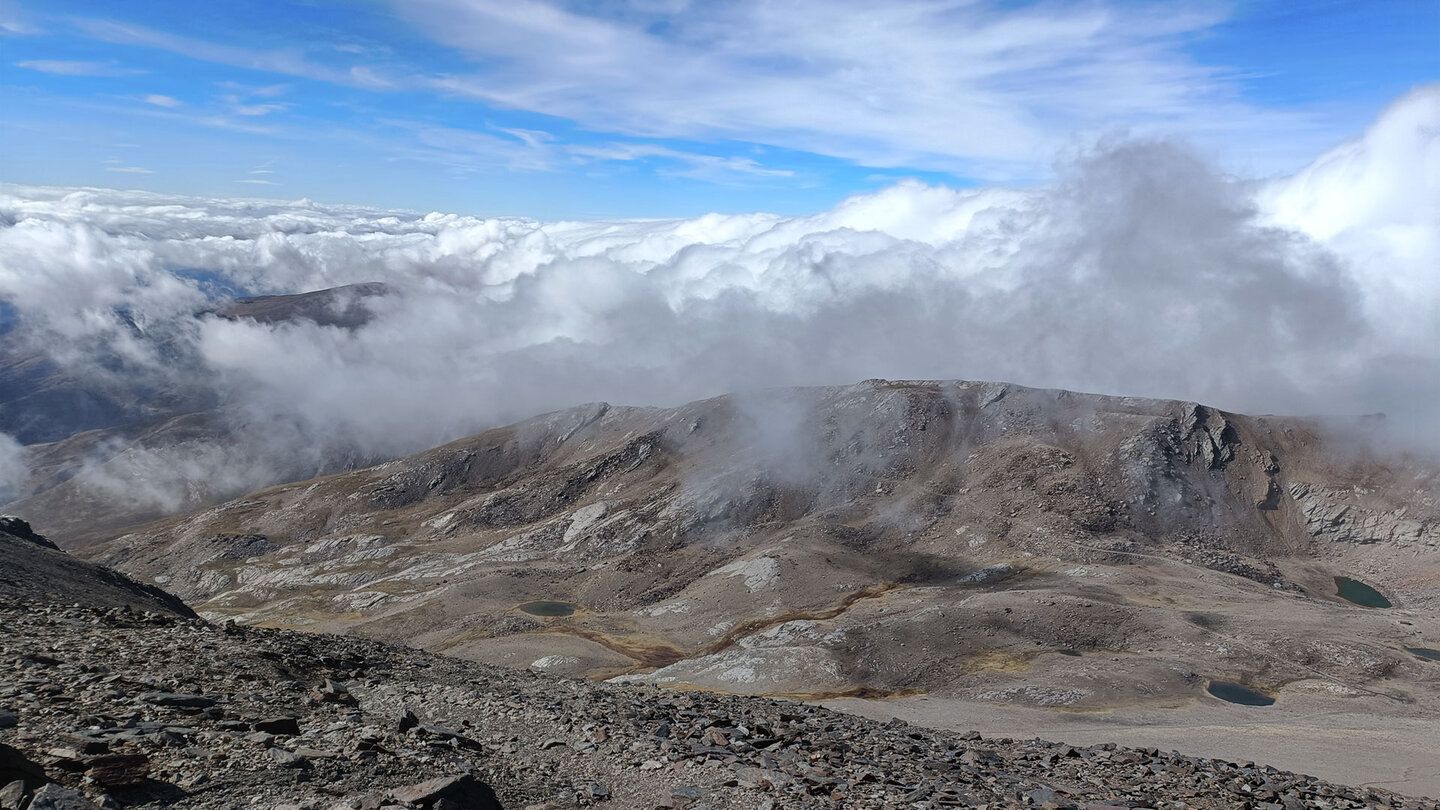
[1,0,1435,218]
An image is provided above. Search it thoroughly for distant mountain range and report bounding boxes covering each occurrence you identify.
[1,283,390,542]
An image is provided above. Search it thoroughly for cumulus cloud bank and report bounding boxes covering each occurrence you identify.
[0,85,1436,514]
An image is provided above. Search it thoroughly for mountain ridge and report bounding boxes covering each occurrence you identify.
[73,379,1439,713]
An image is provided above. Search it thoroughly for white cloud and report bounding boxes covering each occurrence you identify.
[231,102,288,116]
[76,18,393,89]
[14,59,144,77]
[63,2,1341,181]
[0,0,39,36]
[0,86,1434,511]
[404,0,1319,177]
[142,93,182,107]
[216,93,290,116]
[105,166,155,174]
[570,142,794,183]
[0,20,39,36]
[380,119,793,182]
[1257,85,1440,362]
[236,179,277,185]
[217,81,289,98]
[192,115,275,135]
[384,119,561,173]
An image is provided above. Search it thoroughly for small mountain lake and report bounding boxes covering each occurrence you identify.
[1407,647,1440,661]
[1206,681,1275,706]
[1334,576,1392,608]
[518,600,578,617]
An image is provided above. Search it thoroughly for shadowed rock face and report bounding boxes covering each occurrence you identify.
[81,380,1440,710]
[0,516,193,617]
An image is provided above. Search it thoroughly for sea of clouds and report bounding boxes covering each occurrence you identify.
[0,85,1436,512]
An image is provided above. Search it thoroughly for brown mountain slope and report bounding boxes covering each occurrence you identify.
[83,379,1440,714]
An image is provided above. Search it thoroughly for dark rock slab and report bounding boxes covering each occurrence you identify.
[84,754,149,788]
[387,774,502,809]
[252,716,301,735]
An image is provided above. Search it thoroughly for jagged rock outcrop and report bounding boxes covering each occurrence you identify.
[0,516,56,551]
[1289,483,1438,546]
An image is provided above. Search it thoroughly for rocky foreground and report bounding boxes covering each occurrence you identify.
[1,598,1433,810]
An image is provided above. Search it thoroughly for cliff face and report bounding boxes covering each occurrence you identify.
[77,380,1440,711]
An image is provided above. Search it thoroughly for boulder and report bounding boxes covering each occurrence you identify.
[27,785,102,810]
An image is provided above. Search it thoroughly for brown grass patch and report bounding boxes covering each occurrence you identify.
[703,581,901,655]
[541,626,689,670]
[962,650,1033,674]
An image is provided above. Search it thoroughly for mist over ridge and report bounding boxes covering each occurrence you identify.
[0,84,1436,515]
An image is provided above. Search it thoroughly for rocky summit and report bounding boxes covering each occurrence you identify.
[2,595,1435,810]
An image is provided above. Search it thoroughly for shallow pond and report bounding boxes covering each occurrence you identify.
[1334,576,1392,608]
[1407,647,1440,661]
[1205,680,1275,706]
[518,600,578,617]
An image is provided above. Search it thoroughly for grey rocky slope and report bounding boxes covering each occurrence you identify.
[3,596,1436,810]
[0,516,191,618]
[79,379,1440,716]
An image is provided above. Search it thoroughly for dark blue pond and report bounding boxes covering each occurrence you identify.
[518,600,577,617]
[1206,681,1275,706]
[1334,576,1391,608]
